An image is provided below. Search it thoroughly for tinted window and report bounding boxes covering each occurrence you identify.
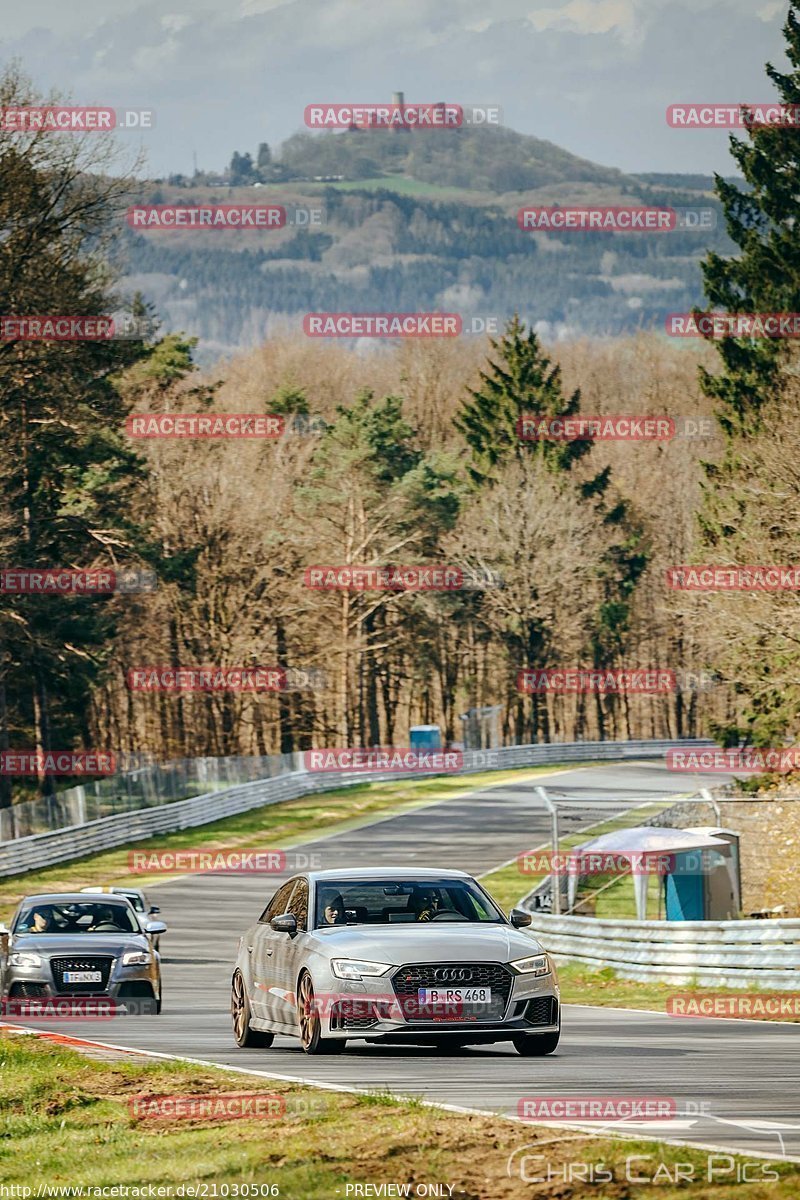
[313,879,502,928]
[286,878,309,930]
[15,901,139,935]
[259,880,296,924]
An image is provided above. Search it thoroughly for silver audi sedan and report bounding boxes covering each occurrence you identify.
[0,893,166,1016]
[231,868,559,1055]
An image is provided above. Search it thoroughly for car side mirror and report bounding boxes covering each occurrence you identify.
[148,906,160,915]
[144,920,167,935]
[270,913,298,935]
[510,908,532,928]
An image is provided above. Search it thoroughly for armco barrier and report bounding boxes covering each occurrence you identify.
[520,910,800,988]
[0,739,714,879]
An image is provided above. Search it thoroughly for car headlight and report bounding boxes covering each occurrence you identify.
[510,953,551,976]
[8,951,42,968]
[122,950,152,966]
[331,959,392,980]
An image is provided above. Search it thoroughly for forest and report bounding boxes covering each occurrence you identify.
[1,0,799,802]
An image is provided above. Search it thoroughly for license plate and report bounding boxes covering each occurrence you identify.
[63,970,102,983]
[418,987,491,1006]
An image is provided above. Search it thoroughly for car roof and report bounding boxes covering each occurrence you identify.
[80,886,144,895]
[307,868,471,883]
[18,892,135,905]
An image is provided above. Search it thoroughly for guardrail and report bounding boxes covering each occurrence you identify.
[520,910,800,988]
[0,753,298,842]
[0,738,713,879]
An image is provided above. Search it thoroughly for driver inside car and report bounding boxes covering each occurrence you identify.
[413,889,441,921]
[89,906,119,931]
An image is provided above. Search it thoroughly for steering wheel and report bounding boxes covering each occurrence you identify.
[430,911,470,922]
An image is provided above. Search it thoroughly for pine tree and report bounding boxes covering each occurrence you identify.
[457,316,647,740]
[700,2,800,436]
[0,67,156,799]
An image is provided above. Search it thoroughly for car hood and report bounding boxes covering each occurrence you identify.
[309,923,544,965]
[9,933,149,957]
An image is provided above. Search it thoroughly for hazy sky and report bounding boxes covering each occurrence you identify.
[0,0,790,177]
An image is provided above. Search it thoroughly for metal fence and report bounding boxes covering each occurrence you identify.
[520,910,800,988]
[0,738,714,879]
[0,754,298,842]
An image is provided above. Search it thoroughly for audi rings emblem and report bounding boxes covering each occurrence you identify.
[434,967,473,983]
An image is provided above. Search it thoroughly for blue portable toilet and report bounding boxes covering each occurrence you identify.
[664,860,705,921]
[664,829,741,921]
[409,725,442,750]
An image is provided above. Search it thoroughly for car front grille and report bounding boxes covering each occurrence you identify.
[391,962,513,1023]
[50,956,113,993]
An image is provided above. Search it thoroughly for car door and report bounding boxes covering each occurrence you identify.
[270,877,310,1030]
[249,880,296,1020]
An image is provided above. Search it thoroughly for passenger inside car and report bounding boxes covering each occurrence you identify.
[28,908,53,933]
[321,893,347,925]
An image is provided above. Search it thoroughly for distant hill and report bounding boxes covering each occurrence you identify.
[264,125,633,194]
[130,123,734,363]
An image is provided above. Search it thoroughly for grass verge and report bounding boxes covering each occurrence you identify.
[1,1029,797,1198]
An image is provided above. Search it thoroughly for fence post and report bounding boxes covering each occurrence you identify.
[536,785,562,916]
[700,787,722,825]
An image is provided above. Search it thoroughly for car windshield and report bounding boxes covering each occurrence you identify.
[313,879,503,928]
[14,901,140,935]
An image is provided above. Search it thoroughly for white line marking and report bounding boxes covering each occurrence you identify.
[2,1021,796,1162]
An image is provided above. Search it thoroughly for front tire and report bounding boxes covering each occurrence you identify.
[297,972,346,1055]
[231,970,275,1048]
[513,1031,560,1056]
